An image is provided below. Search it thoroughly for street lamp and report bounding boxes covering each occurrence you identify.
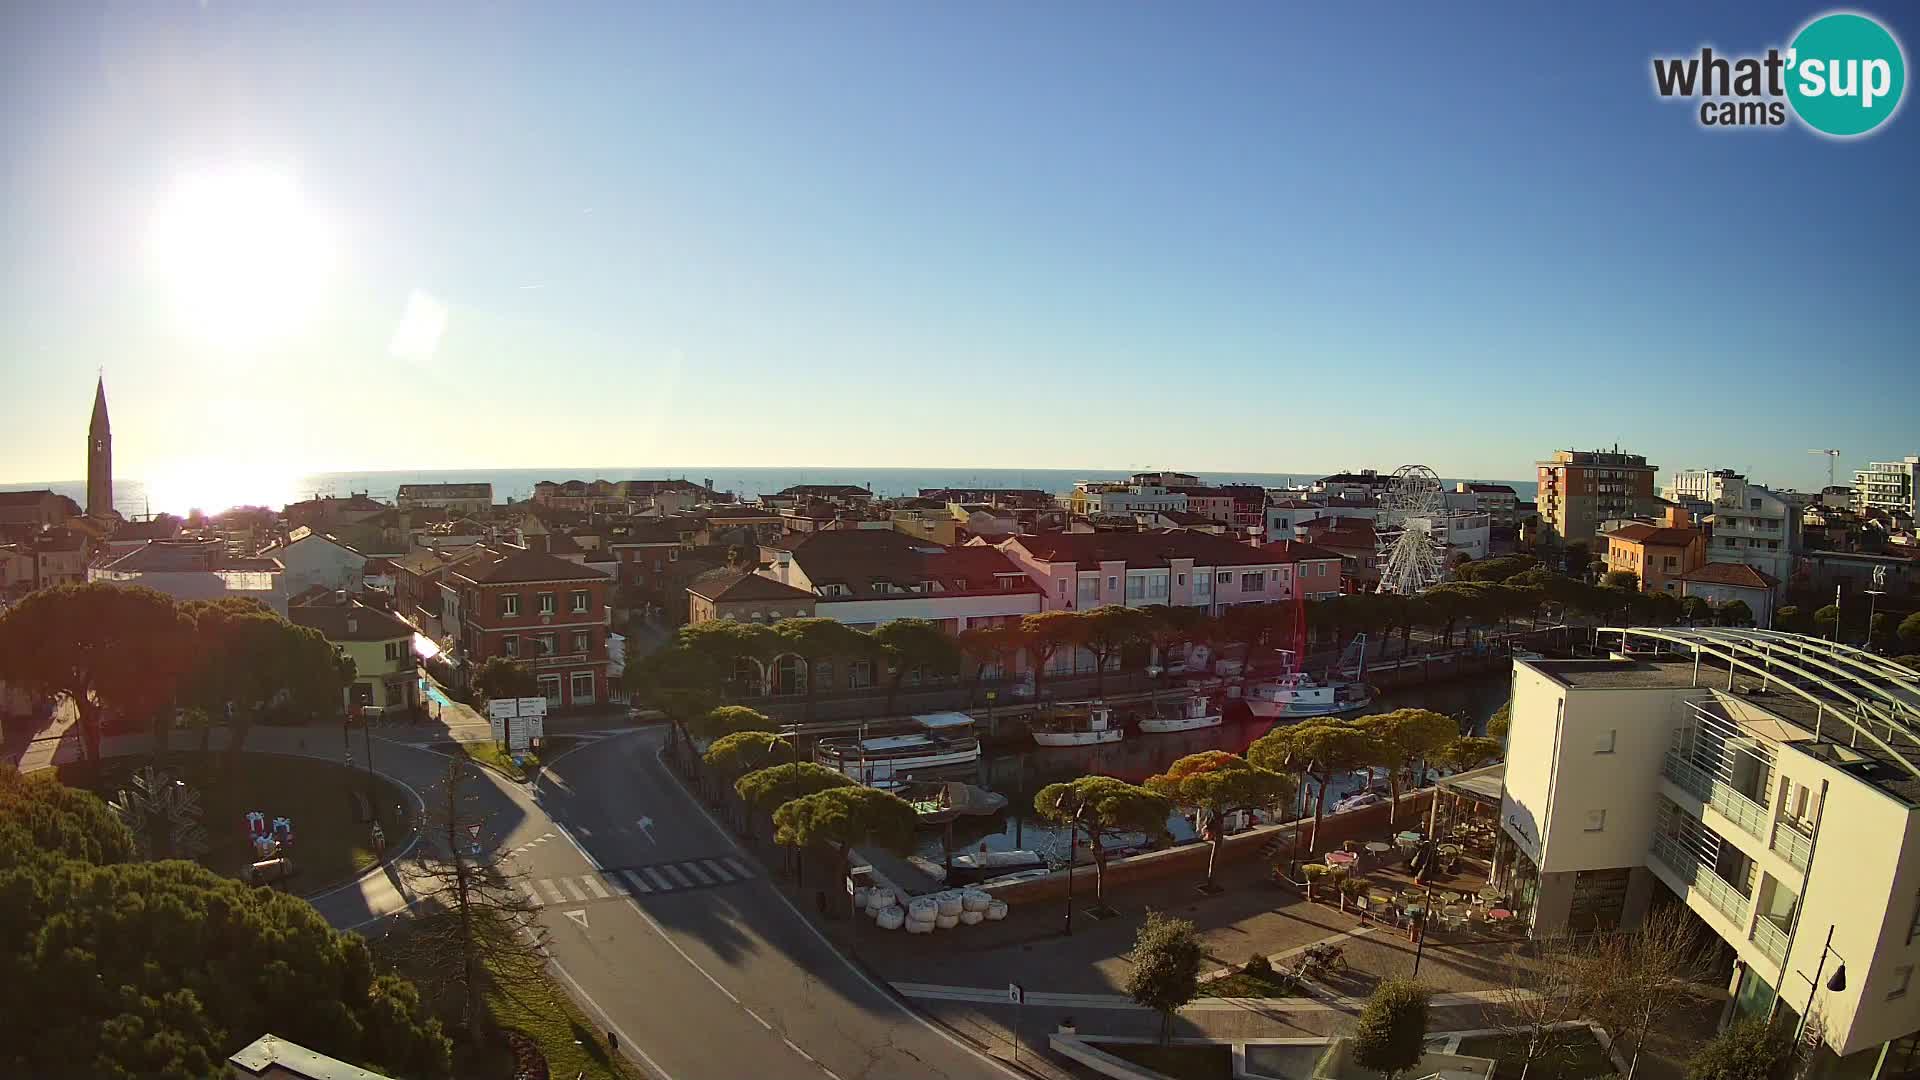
[1865,566,1887,651]
[1793,925,1848,1046]
[1055,792,1084,937]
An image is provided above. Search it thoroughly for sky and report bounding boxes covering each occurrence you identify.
[2,1,1916,495]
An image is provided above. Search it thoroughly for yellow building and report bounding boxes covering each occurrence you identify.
[290,597,420,715]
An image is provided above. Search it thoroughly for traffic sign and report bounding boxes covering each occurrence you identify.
[1008,982,1024,1005]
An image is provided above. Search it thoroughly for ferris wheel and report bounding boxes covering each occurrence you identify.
[1376,465,1449,596]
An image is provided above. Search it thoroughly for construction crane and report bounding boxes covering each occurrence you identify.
[1808,449,1841,489]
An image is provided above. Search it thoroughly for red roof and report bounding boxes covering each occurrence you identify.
[1257,540,1348,563]
[1007,530,1279,568]
[1605,523,1700,547]
[449,546,609,585]
[1676,562,1780,589]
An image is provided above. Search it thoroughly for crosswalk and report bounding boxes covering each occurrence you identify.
[521,856,755,907]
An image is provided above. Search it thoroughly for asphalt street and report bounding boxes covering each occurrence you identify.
[533,727,1017,1080]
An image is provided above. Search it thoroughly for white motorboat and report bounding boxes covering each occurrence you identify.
[949,849,1047,884]
[1242,670,1374,720]
[1030,700,1124,747]
[814,712,981,784]
[876,779,1009,826]
[1137,694,1222,734]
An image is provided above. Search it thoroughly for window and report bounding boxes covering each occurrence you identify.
[653,560,663,573]
[537,592,556,614]
[1218,571,1233,585]
[1107,575,1117,590]
[1056,579,1067,598]
[1584,810,1606,832]
[538,674,562,705]
[570,671,595,704]
[571,630,589,654]
[384,641,403,662]
[570,589,590,613]
[847,660,873,689]
[668,548,679,561]
[503,636,519,658]
[1890,965,1913,1001]
[1126,576,1144,600]
[1176,573,1186,586]
[537,633,555,656]
[501,593,521,617]
[1595,729,1616,754]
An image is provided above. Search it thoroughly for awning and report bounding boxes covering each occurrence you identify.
[1436,762,1506,806]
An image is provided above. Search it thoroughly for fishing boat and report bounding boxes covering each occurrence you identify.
[1137,693,1222,734]
[813,712,981,784]
[876,779,1008,826]
[1029,700,1125,747]
[948,848,1047,884]
[1241,669,1375,720]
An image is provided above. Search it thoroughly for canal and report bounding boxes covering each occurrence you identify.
[910,669,1513,870]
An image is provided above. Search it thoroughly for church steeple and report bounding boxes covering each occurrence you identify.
[87,375,112,519]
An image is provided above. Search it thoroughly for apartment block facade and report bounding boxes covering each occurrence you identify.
[1500,631,1920,1073]
[1665,470,1800,587]
[1536,449,1659,544]
[1856,457,1919,518]
[443,547,612,708]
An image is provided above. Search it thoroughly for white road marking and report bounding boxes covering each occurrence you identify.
[701,859,733,882]
[561,878,589,902]
[564,909,589,930]
[743,1007,773,1030]
[663,864,694,888]
[681,861,714,886]
[603,872,629,896]
[723,857,753,879]
[645,867,673,890]
[623,869,653,894]
[540,879,566,904]
[783,1038,813,1062]
[523,881,545,906]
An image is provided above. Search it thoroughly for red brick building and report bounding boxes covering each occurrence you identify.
[604,520,683,605]
[444,547,613,709]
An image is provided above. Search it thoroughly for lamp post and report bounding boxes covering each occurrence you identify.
[1865,566,1887,650]
[1793,925,1847,1048]
[1056,792,1084,937]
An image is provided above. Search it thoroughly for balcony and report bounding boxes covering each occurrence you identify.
[1751,913,1790,966]
[1650,832,1750,925]
[1770,821,1813,872]
[1662,751,1770,840]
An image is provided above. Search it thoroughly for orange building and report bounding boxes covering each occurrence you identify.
[1603,521,1705,595]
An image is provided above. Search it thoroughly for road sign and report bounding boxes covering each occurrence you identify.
[467,823,481,841]
[1007,982,1024,1005]
[487,697,548,751]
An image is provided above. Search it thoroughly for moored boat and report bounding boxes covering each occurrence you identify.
[1030,700,1125,747]
[814,712,981,784]
[949,849,1047,884]
[1137,693,1222,734]
[1241,670,1374,720]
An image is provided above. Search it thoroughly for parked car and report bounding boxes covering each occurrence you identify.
[1332,792,1385,814]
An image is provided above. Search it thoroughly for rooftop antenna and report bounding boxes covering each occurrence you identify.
[1808,449,1841,488]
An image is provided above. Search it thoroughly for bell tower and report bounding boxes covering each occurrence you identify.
[87,374,112,518]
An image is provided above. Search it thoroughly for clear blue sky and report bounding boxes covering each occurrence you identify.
[2,1,1915,492]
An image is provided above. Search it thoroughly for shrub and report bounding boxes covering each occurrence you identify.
[1242,952,1274,979]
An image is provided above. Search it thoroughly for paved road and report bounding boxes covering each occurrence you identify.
[534,727,1016,1080]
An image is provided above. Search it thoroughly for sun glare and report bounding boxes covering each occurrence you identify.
[146,163,336,350]
[143,459,300,517]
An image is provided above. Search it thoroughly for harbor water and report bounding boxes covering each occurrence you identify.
[911,670,1512,869]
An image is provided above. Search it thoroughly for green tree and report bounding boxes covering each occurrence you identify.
[624,643,726,747]
[1813,603,1841,639]
[0,764,136,870]
[957,622,1025,700]
[1248,722,1376,852]
[1420,584,1480,647]
[1124,911,1203,1044]
[773,617,871,721]
[184,599,350,775]
[1077,605,1151,696]
[0,773,450,1078]
[688,704,778,742]
[1020,610,1082,698]
[1144,751,1293,890]
[1717,599,1755,628]
[1351,709,1457,824]
[1438,736,1504,772]
[1034,776,1172,904]
[1900,612,1920,652]
[1775,605,1807,634]
[1679,595,1714,625]
[1869,611,1895,651]
[0,583,198,768]
[704,729,792,775]
[1562,541,1591,578]
[1686,1018,1792,1080]
[1604,569,1640,592]
[772,785,917,899]
[870,618,960,715]
[734,761,854,817]
[1644,591,1681,627]
[1351,978,1432,1080]
[1488,700,1512,743]
[470,656,537,703]
[1141,604,1210,672]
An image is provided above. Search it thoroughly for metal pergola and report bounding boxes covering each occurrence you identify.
[1596,626,1920,787]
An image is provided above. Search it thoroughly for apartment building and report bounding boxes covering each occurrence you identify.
[1603,522,1706,594]
[1665,470,1800,586]
[89,538,289,613]
[1454,483,1520,528]
[289,594,420,716]
[1499,629,1920,1072]
[395,482,493,516]
[758,529,1042,633]
[1536,449,1660,544]
[443,546,611,708]
[1066,479,1189,518]
[1856,457,1919,518]
[994,530,1308,614]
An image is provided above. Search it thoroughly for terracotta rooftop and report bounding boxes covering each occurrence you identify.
[780,530,1041,599]
[1676,562,1781,589]
[1006,530,1279,568]
[1605,523,1701,546]
[1257,539,1349,563]
[686,569,816,604]
[448,546,608,585]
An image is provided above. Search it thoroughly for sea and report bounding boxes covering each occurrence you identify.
[4,466,1539,520]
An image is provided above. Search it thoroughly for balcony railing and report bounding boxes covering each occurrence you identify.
[1770,821,1813,872]
[1650,832,1750,926]
[1662,752,1770,840]
[1751,914,1790,966]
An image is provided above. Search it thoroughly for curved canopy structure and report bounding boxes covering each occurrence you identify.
[1598,626,1920,787]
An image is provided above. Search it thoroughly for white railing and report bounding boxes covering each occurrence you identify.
[1662,752,1770,840]
[1770,821,1813,872]
[1751,914,1789,966]
[1650,833,1750,925]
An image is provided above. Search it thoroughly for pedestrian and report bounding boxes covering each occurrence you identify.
[607,1031,618,1054]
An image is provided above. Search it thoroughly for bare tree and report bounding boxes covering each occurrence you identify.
[1582,905,1714,1080]
[395,756,549,1045]
[1491,936,1598,1080]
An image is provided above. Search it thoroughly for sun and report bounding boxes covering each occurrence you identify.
[146,163,337,350]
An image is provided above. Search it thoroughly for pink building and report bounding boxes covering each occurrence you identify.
[991,531,1303,614]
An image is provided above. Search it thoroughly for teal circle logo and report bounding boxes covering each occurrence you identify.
[1786,12,1906,136]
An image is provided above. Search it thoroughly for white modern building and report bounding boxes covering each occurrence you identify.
[1066,480,1188,518]
[1499,629,1920,1072]
[260,527,368,596]
[1664,470,1800,587]
[1856,457,1919,518]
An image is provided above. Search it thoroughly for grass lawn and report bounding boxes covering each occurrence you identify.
[60,749,413,894]
[1458,1030,1618,1080]
[455,736,587,783]
[1102,1042,1234,1079]
[1202,968,1302,998]
[372,920,631,1080]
